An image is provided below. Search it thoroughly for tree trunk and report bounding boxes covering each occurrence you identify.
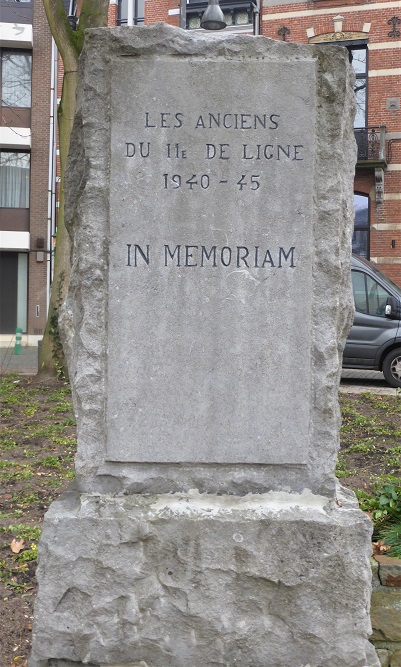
[39,0,109,376]
[38,69,78,375]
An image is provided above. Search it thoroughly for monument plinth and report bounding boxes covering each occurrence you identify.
[30,24,379,667]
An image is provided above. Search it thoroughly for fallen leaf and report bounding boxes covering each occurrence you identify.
[372,540,391,555]
[10,538,24,553]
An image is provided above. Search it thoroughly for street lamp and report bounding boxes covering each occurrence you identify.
[200,0,227,30]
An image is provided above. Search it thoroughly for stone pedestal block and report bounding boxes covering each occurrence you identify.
[371,589,401,641]
[30,489,377,667]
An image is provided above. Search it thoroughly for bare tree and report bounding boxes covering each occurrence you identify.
[39,0,109,375]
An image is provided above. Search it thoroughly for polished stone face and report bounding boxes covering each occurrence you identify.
[107,58,315,465]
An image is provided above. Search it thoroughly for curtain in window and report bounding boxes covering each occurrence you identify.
[1,51,32,108]
[0,152,30,208]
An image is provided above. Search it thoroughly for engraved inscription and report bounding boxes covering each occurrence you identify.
[123,109,306,192]
[126,244,296,268]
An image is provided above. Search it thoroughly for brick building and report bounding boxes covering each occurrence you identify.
[117,0,401,284]
[0,0,55,343]
[1,0,398,344]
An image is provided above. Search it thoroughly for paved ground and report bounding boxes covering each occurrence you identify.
[0,345,39,376]
[340,368,399,395]
[1,346,399,396]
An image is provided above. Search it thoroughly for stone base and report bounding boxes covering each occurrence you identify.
[30,489,379,667]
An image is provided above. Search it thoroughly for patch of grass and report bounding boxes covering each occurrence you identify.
[336,454,349,478]
[0,559,30,594]
[47,386,71,399]
[0,466,33,483]
[60,417,76,427]
[0,439,17,450]
[379,522,401,558]
[23,404,39,417]
[51,436,76,446]
[1,524,41,541]
[0,461,18,469]
[27,423,66,438]
[11,491,40,507]
[345,440,376,454]
[50,401,73,414]
[22,448,36,459]
[387,446,401,455]
[16,543,38,563]
[35,456,63,470]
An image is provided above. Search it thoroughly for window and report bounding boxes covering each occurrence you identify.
[349,46,367,128]
[1,50,32,109]
[353,193,369,259]
[352,271,391,317]
[0,152,30,208]
[118,0,145,25]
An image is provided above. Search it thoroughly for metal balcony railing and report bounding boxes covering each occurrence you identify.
[354,125,386,166]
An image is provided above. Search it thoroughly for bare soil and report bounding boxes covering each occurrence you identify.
[0,374,75,667]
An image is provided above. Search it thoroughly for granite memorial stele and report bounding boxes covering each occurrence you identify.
[30,23,379,667]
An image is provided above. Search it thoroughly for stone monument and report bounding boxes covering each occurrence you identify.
[30,24,379,667]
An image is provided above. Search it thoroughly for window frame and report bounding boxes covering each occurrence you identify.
[352,269,392,318]
[0,150,31,210]
[118,0,145,25]
[348,43,368,129]
[353,192,370,260]
[0,48,32,111]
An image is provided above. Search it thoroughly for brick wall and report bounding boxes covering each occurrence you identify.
[108,1,118,26]
[145,0,171,25]
[27,0,53,335]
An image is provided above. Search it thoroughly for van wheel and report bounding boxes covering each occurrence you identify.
[383,349,401,388]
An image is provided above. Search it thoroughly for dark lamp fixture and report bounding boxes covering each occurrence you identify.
[68,15,78,30]
[201,0,227,30]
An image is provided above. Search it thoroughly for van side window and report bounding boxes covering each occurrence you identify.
[352,271,368,313]
[352,270,391,317]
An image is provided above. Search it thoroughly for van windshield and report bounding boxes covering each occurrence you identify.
[365,262,401,299]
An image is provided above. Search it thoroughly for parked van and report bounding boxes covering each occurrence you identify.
[344,255,401,387]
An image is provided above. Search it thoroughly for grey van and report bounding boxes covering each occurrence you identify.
[343,255,401,387]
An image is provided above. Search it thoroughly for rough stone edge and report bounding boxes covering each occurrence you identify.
[61,23,356,496]
[30,490,378,667]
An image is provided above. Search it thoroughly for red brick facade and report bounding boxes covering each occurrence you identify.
[28,1,53,337]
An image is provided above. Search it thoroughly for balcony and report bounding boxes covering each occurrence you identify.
[355,125,387,169]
